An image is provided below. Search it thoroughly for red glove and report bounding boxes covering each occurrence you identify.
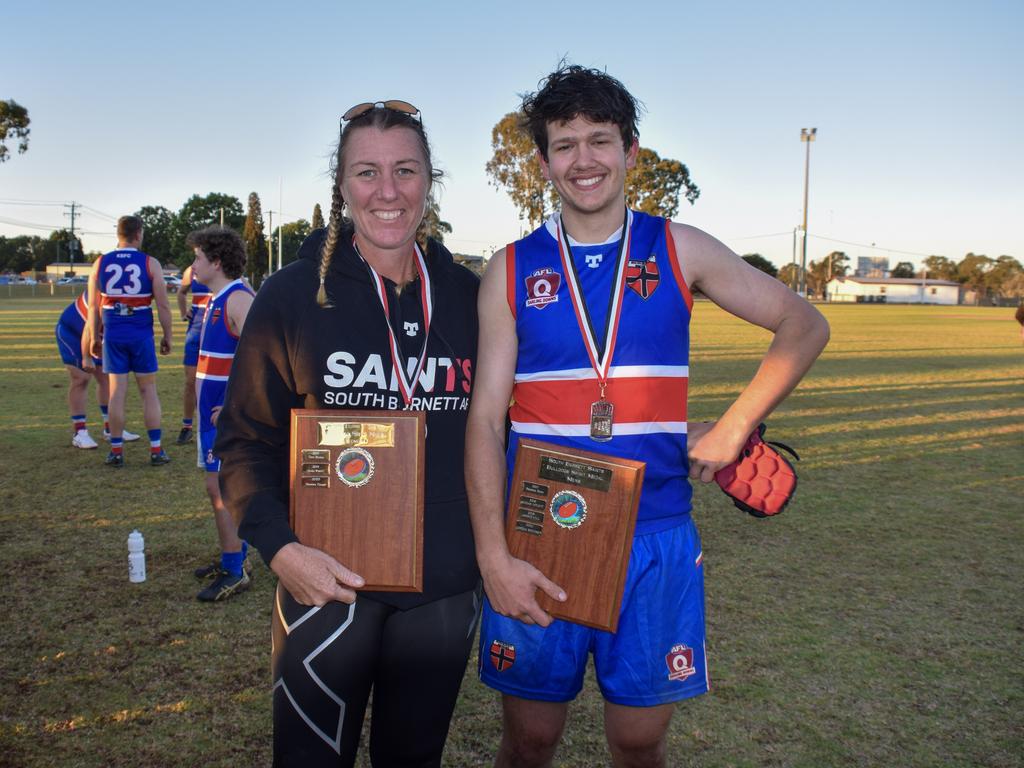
[714,424,799,518]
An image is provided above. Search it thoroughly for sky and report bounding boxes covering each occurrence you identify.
[3,0,1021,272]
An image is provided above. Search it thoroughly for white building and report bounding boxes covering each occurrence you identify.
[826,276,960,305]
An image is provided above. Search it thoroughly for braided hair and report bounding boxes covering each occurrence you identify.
[316,107,441,307]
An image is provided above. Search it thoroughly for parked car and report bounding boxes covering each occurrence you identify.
[57,276,88,285]
[164,275,182,293]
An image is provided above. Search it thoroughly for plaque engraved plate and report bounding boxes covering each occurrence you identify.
[515,521,544,536]
[522,481,549,496]
[519,496,546,511]
[291,409,425,592]
[506,438,645,632]
[516,508,545,524]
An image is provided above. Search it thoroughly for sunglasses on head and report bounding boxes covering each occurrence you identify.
[341,100,420,124]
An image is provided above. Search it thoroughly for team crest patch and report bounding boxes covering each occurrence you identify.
[210,307,223,325]
[549,490,587,529]
[626,254,659,299]
[665,644,697,682]
[335,447,374,488]
[525,268,561,309]
[490,640,516,671]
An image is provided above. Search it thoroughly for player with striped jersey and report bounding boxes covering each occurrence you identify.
[466,65,830,767]
[175,264,212,445]
[86,215,174,467]
[188,226,254,602]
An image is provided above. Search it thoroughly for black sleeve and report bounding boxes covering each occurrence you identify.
[215,272,305,566]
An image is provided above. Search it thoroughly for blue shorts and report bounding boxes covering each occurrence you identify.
[198,427,220,472]
[103,334,158,375]
[182,324,201,368]
[479,518,708,707]
[55,323,101,369]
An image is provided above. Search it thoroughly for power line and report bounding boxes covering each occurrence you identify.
[808,234,939,258]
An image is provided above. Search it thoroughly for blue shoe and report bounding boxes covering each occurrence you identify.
[150,449,171,466]
[105,451,124,468]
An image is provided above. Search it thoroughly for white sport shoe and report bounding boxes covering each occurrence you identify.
[72,430,99,449]
[104,429,141,442]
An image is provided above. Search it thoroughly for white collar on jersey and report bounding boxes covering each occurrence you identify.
[543,213,623,248]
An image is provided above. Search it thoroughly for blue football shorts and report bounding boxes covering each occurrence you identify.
[479,516,709,707]
[103,334,158,375]
[182,323,201,368]
[198,427,220,472]
[55,323,101,369]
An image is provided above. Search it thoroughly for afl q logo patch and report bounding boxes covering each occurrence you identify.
[549,490,587,529]
[335,447,374,488]
[524,268,561,309]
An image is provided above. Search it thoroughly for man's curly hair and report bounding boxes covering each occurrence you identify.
[186,226,247,279]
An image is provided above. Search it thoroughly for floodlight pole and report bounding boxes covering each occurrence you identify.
[267,209,273,276]
[799,128,816,297]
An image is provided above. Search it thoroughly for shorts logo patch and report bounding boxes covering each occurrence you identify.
[626,254,659,299]
[490,640,516,672]
[549,489,587,529]
[335,447,374,488]
[525,268,561,309]
[666,644,697,682]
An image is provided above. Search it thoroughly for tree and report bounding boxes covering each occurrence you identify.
[624,147,699,219]
[741,253,777,278]
[175,193,244,266]
[243,192,268,281]
[419,194,452,244]
[135,205,177,266]
[0,100,30,163]
[807,251,849,298]
[778,263,799,290]
[957,253,994,292]
[312,203,325,230]
[0,235,46,273]
[923,255,957,281]
[986,255,1024,298]
[485,112,554,229]
[49,229,85,268]
[891,261,916,278]
[274,219,311,267]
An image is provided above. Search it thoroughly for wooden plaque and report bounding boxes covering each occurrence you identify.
[290,409,425,592]
[505,438,645,632]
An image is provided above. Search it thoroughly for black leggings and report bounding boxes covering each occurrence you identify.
[271,584,481,767]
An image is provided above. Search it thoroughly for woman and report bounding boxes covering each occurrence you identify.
[215,102,480,767]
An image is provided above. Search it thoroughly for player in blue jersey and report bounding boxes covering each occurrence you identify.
[56,289,140,448]
[466,65,830,767]
[175,264,211,446]
[87,215,175,467]
[185,226,254,602]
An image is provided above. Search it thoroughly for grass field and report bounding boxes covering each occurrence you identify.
[0,298,1021,768]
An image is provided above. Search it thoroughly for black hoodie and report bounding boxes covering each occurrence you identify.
[216,226,480,608]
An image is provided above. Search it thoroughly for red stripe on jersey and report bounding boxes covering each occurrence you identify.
[197,355,233,377]
[664,220,693,313]
[75,293,88,321]
[101,294,153,308]
[193,294,210,308]
[511,375,687,425]
[505,242,517,320]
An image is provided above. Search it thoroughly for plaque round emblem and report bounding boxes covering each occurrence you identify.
[549,489,587,529]
[335,447,375,488]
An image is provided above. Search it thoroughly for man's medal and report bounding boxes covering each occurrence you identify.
[556,209,633,442]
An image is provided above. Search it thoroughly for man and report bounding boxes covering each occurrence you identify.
[174,263,211,445]
[466,65,830,768]
[56,288,139,448]
[186,226,254,602]
[88,215,174,467]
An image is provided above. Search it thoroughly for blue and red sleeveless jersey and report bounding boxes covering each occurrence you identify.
[58,290,90,336]
[196,279,253,431]
[506,210,694,533]
[97,248,154,339]
[188,274,212,331]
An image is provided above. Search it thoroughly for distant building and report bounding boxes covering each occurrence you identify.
[856,256,890,278]
[826,276,960,305]
[453,253,486,276]
[45,262,91,279]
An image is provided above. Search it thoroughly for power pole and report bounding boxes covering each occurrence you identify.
[267,210,273,276]
[220,207,225,227]
[64,201,78,277]
[799,128,817,297]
